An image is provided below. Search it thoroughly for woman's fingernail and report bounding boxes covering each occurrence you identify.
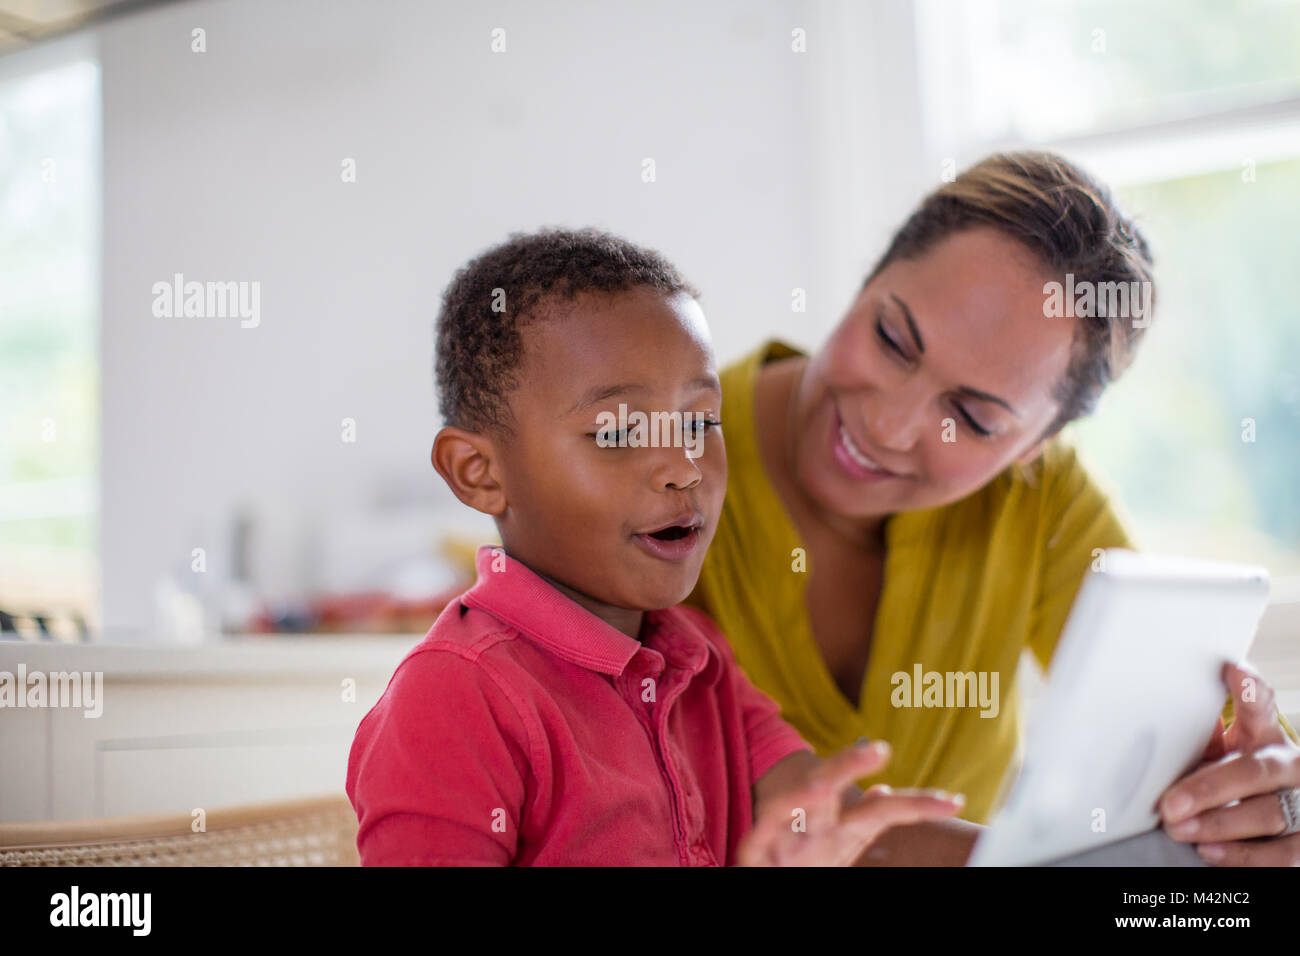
[1164,793,1191,818]
[1167,818,1198,839]
[1197,843,1225,862]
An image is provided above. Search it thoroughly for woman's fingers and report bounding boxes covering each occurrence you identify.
[1160,744,1300,827]
[1160,663,1297,839]
[1199,715,1228,764]
[1157,665,1300,860]
[1221,660,1286,750]
[1165,791,1291,843]
[1193,833,1300,867]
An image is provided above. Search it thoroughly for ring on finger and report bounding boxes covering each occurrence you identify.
[1279,788,1300,836]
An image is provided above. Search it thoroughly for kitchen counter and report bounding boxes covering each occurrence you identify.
[0,633,421,679]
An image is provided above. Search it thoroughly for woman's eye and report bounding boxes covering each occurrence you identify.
[688,418,722,433]
[953,404,992,437]
[591,430,626,444]
[876,317,907,359]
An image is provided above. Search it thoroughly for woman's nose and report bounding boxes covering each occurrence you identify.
[862,388,928,453]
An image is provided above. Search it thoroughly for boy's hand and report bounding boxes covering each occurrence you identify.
[738,740,965,866]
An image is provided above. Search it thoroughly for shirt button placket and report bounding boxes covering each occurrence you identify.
[631,652,690,860]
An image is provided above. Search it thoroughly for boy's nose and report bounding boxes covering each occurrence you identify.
[650,445,703,490]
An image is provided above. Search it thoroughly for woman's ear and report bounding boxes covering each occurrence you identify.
[432,426,507,516]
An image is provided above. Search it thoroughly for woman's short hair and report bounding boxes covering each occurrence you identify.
[867,151,1156,439]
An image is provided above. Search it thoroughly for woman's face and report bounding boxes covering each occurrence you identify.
[794,226,1077,522]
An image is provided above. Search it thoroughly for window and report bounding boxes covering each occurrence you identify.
[0,53,100,636]
[1075,159,1300,578]
[915,0,1300,580]
[916,0,1300,148]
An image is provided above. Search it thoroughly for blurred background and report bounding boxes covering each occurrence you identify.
[3,0,1300,826]
[2,0,1299,639]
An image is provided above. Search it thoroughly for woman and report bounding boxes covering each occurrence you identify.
[686,151,1300,865]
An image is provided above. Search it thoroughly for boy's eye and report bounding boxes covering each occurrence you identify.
[586,418,721,445]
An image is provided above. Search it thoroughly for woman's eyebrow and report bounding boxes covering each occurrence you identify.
[956,385,1020,419]
[890,292,1019,418]
[889,293,926,354]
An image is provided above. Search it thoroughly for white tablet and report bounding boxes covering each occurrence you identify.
[968,549,1270,866]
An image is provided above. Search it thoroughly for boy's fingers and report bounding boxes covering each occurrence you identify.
[790,741,894,831]
[742,791,819,863]
[806,740,891,796]
[743,785,966,866]
[736,809,790,865]
[803,787,965,866]
[741,742,912,865]
[840,785,965,833]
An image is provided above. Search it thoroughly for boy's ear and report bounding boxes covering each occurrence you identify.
[432,426,507,516]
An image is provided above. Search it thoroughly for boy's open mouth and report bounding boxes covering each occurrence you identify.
[648,525,691,541]
[633,512,704,562]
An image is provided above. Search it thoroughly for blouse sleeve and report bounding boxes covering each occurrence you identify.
[1025,440,1136,673]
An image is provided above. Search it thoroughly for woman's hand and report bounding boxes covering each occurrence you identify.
[737,740,965,866]
[1159,661,1300,865]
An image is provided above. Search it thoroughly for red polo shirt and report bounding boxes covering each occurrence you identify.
[346,545,813,866]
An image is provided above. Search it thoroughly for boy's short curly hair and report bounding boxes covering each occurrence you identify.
[435,227,701,434]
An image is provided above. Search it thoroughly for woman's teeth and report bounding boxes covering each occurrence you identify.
[838,424,888,473]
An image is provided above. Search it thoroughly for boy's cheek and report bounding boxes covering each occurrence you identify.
[705,440,727,483]
[706,454,727,495]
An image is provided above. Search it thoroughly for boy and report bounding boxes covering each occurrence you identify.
[345,228,963,865]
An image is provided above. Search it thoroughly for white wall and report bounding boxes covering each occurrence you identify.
[92,0,923,634]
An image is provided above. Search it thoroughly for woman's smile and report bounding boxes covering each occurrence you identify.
[830,405,907,483]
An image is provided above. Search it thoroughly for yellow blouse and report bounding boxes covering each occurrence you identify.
[685,339,1295,824]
